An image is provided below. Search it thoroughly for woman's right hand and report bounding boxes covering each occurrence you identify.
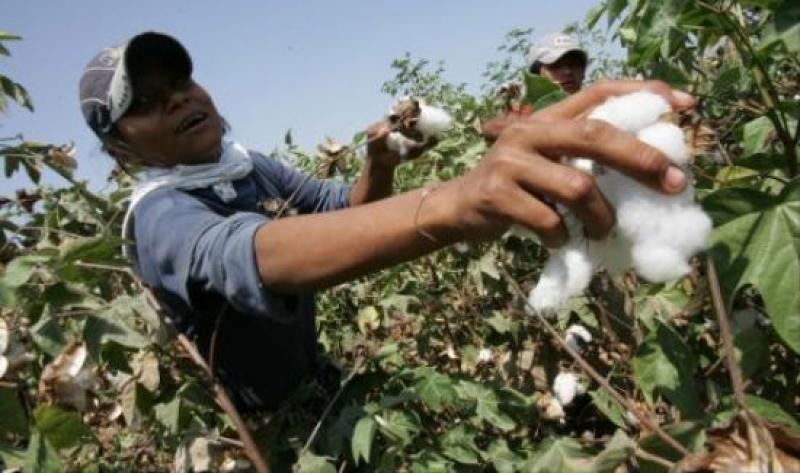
[423,80,696,248]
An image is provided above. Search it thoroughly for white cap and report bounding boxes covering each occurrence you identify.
[528,33,587,66]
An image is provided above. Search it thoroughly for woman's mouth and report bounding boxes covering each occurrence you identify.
[176,112,209,134]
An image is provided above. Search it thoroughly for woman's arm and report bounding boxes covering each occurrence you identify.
[255,80,695,294]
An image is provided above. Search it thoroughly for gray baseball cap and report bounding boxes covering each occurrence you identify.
[528,33,587,66]
[79,32,192,138]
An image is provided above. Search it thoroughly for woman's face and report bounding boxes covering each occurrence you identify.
[113,70,224,167]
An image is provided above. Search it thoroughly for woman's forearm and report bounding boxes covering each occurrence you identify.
[255,182,459,293]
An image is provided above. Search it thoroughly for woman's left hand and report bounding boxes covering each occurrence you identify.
[365,120,437,168]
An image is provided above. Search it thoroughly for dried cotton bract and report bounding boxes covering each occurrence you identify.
[528,91,712,314]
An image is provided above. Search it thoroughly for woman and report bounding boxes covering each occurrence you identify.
[79,32,693,411]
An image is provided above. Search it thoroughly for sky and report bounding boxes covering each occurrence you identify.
[1,0,604,194]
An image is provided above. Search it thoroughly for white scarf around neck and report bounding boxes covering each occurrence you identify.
[121,140,254,254]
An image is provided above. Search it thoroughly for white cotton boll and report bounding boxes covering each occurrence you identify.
[553,372,581,406]
[563,247,595,295]
[529,244,595,315]
[589,91,671,132]
[637,122,689,166]
[567,158,595,175]
[565,325,593,353]
[478,348,493,363]
[589,232,632,276]
[528,256,568,316]
[386,131,416,157]
[416,103,453,139]
[0,318,7,354]
[631,245,690,282]
[0,355,8,379]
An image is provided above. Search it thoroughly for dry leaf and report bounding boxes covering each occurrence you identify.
[38,341,95,411]
[675,411,800,472]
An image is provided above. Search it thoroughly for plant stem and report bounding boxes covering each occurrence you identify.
[705,257,746,406]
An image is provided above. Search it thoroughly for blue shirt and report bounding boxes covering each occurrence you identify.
[131,150,351,409]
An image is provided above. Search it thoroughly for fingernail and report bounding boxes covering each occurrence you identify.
[671,90,694,105]
[664,165,686,192]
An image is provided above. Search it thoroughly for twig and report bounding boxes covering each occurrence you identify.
[706,256,780,468]
[73,261,134,275]
[497,264,691,457]
[297,356,367,462]
[635,447,676,469]
[705,257,746,406]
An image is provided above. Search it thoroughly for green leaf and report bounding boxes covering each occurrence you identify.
[0,386,28,437]
[523,437,589,472]
[33,406,94,452]
[589,389,626,429]
[533,89,569,110]
[0,443,26,470]
[0,75,33,111]
[440,424,480,465]
[484,439,521,473]
[351,416,377,465]
[0,253,52,288]
[588,430,636,472]
[84,295,153,356]
[633,322,702,418]
[30,306,67,357]
[744,394,800,435]
[295,451,336,473]
[732,328,769,378]
[633,282,690,329]
[414,369,457,412]
[638,422,705,473]
[24,430,61,473]
[458,381,516,432]
[522,72,561,106]
[742,116,775,156]
[153,396,186,434]
[704,181,800,353]
[375,410,419,447]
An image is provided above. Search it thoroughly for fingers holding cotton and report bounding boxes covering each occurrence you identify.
[527,90,712,314]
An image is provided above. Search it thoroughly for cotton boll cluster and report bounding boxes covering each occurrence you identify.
[385,97,453,158]
[528,91,712,314]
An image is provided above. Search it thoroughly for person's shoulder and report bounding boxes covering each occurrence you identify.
[132,187,207,219]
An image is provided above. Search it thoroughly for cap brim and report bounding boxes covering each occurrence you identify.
[538,48,588,66]
[125,32,193,85]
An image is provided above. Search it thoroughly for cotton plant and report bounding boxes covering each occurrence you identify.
[528,91,712,314]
